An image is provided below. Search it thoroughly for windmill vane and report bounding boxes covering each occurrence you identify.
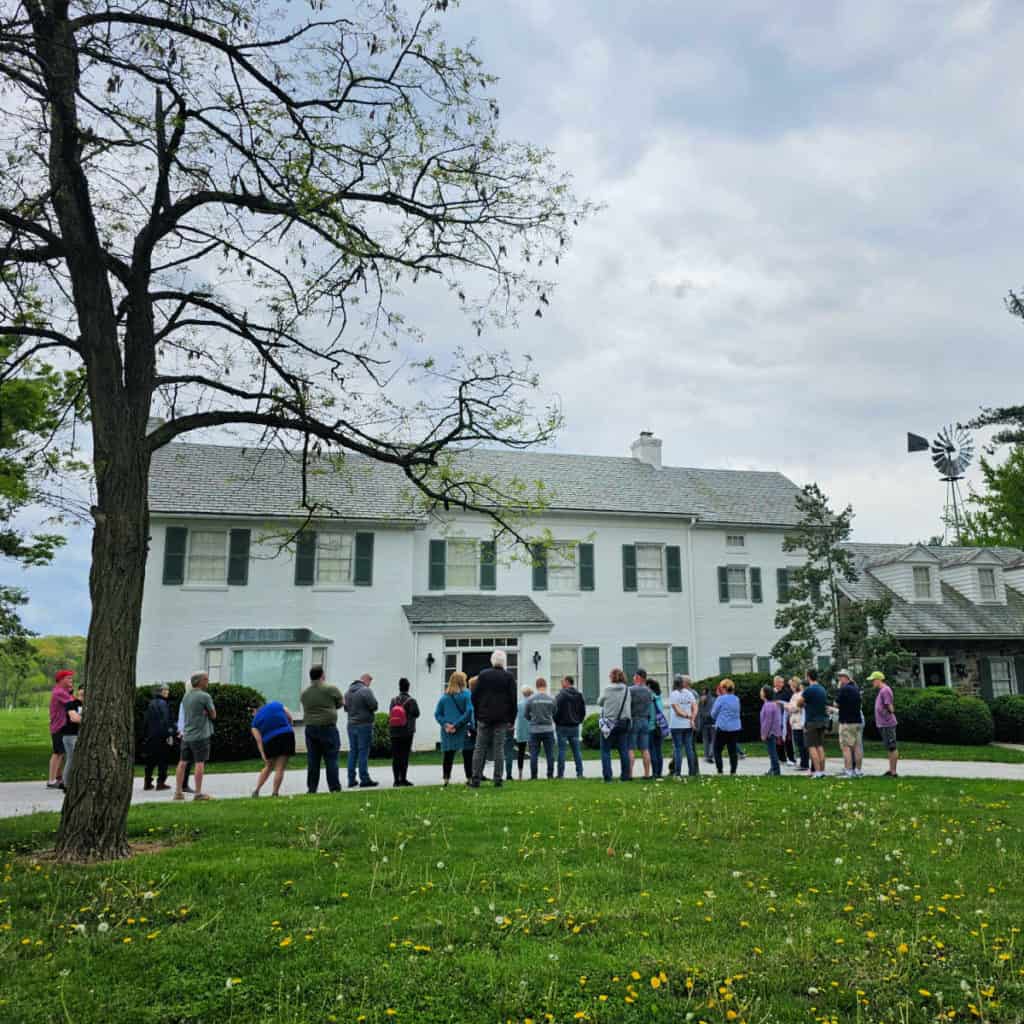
[907,423,974,543]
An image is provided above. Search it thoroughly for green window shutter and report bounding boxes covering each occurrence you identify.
[622,545,637,592]
[757,656,771,674]
[480,540,496,590]
[429,540,446,591]
[978,657,994,702]
[578,543,595,591]
[816,655,831,673]
[294,531,316,586]
[354,532,374,586]
[622,646,638,681]
[531,543,548,591]
[671,646,690,678]
[717,566,729,603]
[581,646,600,703]
[1014,657,1024,699]
[162,527,188,585]
[718,656,731,676]
[777,568,790,602]
[666,545,682,592]
[227,529,250,585]
[750,567,763,603]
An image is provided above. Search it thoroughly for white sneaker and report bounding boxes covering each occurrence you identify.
[786,760,797,767]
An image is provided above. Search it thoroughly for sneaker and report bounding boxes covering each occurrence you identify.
[853,770,864,778]
[787,760,797,767]
[493,779,503,788]
[45,781,63,790]
[812,771,826,779]
[468,780,480,789]
[251,789,260,798]
[156,783,172,791]
[193,792,214,801]
[143,782,154,791]
[173,791,185,801]
[359,780,379,789]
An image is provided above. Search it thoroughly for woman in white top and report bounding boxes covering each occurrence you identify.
[668,674,699,777]
[786,677,809,774]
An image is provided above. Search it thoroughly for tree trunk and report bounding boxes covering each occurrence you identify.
[55,438,151,862]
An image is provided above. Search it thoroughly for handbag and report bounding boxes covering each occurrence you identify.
[599,687,629,739]
[654,697,672,738]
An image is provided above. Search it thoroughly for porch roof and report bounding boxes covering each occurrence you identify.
[402,595,553,631]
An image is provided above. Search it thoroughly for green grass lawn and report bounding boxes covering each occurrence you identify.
[2,778,1023,1023]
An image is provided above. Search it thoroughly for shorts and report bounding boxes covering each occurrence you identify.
[804,723,827,749]
[180,738,211,764]
[838,723,863,750]
[629,724,651,751]
[263,732,296,759]
[51,732,66,755]
[879,726,898,751]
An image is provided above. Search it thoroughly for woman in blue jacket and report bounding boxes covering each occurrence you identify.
[710,678,743,775]
[434,671,474,787]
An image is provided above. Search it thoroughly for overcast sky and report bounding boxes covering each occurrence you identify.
[15,0,1024,635]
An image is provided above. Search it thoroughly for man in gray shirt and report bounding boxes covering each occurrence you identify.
[525,677,557,780]
[344,673,379,788]
[174,672,216,801]
[628,669,653,780]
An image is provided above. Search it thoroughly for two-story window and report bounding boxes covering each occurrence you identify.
[717,565,763,604]
[429,538,496,590]
[295,530,374,587]
[913,566,933,600]
[532,541,594,592]
[978,567,998,602]
[622,543,682,593]
[162,526,251,586]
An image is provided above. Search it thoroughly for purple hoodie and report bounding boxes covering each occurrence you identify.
[760,700,783,741]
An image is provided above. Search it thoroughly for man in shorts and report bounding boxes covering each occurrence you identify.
[175,671,217,801]
[47,669,75,789]
[797,668,829,778]
[833,669,863,778]
[870,671,899,777]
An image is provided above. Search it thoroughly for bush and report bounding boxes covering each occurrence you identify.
[582,713,600,749]
[884,687,993,746]
[371,712,392,757]
[695,673,775,742]
[134,682,267,763]
[990,695,1024,743]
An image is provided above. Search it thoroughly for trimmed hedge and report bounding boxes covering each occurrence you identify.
[582,713,600,749]
[991,695,1024,743]
[861,686,993,746]
[372,712,392,757]
[133,682,266,763]
[695,673,775,742]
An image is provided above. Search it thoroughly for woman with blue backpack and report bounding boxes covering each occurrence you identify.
[388,677,421,787]
[434,671,474,787]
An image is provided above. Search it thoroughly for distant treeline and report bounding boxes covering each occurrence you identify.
[0,635,85,709]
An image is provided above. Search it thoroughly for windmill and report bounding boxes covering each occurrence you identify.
[907,425,975,543]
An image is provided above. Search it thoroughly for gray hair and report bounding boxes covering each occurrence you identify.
[490,649,507,669]
[190,671,208,687]
[674,674,692,687]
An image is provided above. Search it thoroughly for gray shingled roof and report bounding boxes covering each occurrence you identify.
[149,441,804,525]
[841,543,1024,638]
[402,595,553,629]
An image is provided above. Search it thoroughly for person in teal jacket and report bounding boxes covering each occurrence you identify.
[434,671,474,786]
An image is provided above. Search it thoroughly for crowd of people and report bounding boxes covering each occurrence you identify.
[43,651,900,799]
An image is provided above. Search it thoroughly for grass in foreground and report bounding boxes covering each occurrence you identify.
[2,777,1023,1023]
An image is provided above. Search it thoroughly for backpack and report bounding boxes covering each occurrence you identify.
[388,697,408,729]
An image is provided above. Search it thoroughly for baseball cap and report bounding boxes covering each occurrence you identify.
[55,669,75,684]
[867,671,886,681]
[837,668,853,679]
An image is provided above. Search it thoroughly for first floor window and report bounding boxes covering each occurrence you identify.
[205,647,223,683]
[311,646,328,673]
[636,544,664,592]
[548,543,578,592]
[913,566,932,600]
[447,539,478,588]
[979,568,998,602]
[990,658,1013,698]
[550,645,579,684]
[637,645,670,687]
[727,566,748,601]
[231,648,304,707]
[316,533,353,585]
[730,655,754,675]
[188,530,227,582]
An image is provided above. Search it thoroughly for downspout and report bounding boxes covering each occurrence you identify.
[686,516,698,674]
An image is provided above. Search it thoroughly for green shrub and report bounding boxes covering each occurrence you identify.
[991,695,1024,743]
[133,682,266,763]
[582,713,600,749]
[695,673,775,742]
[371,712,392,757]
[891,687,993,745]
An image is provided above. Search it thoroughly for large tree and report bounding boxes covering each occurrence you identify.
[971,289,1024,445]
[0,0,589,860]
[960,445,1024,550]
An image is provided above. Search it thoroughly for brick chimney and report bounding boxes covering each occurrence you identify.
[630,430,662,469]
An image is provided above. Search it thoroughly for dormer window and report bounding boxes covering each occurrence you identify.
[978,567,998,602]
[913,566,933,600]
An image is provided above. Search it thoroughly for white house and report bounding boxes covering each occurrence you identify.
[138,430,809,747]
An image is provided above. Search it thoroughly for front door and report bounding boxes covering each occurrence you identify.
[461,651,492,679]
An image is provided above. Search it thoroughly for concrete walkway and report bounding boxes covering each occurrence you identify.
[3,756,1024,819]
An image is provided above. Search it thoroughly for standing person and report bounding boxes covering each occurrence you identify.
[598,668,632,782]
[61,685,84,789]
[469,649,517,789]
[344,673,379,789]
[710,679,742,775]
[526,678,557,780]
[669,674,699,778]
[46,669,75,789]
[697,687,715,764]
[796,668,828,779]
[143,685,175,791]
[554,675,586,779]
[759,685,783,775]
[834,669,863,778]
[647,680,667,779]
[250,699,295,797]
[176,679,193,793]
[788,678,809,772]
[870,671,900,778]
[772,676,797,767]
[435,671,474,786]
[174,672,216,801]
[513,686,533,780]
[628,669,653,780]
[388,677,420,787]
[299,664,344,794]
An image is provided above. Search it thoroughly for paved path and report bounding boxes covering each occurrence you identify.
[2,757,1023,819]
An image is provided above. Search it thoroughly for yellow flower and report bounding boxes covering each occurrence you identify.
[919,989,932,997]
[650,977,661,989]
[279,936,293,948]
[897,942,909,955]
[574,1014,588,1021]
[631,971,641,980]
[659,972,668,984]
[726,1012,738,1021]
[385,1012,397,1018]
[598,995,608,1003]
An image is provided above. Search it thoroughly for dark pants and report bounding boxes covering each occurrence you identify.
[765,738,780,774]
[794,729,809,770]
[305,724,341,793]
[443,748,473,780]
[556,725,584,778]
[671,728,699,776]
[504,732,517,779]
[702,723,714,760]
[391,735,413,784]
[529,731,555,779]
[650,732,664,777]
[600,722,631,781]
[144,738,170,786]
[473,721,507,783]
[714,730,740,775]
[776,730,795,764]
[347,723,373,786]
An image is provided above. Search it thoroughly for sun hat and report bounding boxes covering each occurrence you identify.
[867,671,886,681]
[837,668,853,679]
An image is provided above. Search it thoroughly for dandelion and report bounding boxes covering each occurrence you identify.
[97,922,110,934]
[650,976,661,989]
[225,978,242,989]
[919,989,932,997]
[279,937,293,948]
[436,861,445,870]
[385,1011,397,1018]
[897,942,909,955]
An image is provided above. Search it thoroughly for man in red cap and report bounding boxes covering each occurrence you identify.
[47,669,75,789]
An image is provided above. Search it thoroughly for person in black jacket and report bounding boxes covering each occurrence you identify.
[388,677,421,787]
[143,685,175,790]
[469,649,517,788]
[554,675,586,778]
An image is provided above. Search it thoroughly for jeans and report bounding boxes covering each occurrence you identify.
[765,738,780,774]
[600,722,631,781]
[777,729,795,764]
[650,732,664,777]
[347,723,373,786]
[504,732,517,779]
[794,729,809,770]
[671,728,699,776]
[391,735,413,784]
[304,724,341,792]
[556,725,584,778]
[702,724,715,760]
[529,731,556,779]
[472,721,507,783]
[713,729,739,774]
[62,734,78,787]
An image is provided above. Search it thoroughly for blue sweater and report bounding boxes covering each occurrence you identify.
[711,693,742,733]
[434,691,474,752]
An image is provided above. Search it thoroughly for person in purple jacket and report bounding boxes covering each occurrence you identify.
[759,686,783,776]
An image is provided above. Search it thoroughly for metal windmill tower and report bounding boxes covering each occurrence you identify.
[907,425,975,543]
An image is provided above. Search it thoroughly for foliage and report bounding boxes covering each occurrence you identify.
[838,594,915,684]
[581,713,600,749]
[861,687,994,746]
[0,635,35,709]
[959,446,1024,549]
[372,713,393,758]
[772,483,857,675]
[696,673,777,741]
[969,289,1024,445]
[990,695,1024,743]
[132,682,265,763]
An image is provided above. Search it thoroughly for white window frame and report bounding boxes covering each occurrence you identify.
[548,542,579,593]
[204,647,223,683]
[186,529,229,585]
[637,644,671,686]
[978,567,998,603]
[729,654,755,675]
[446,538,480,590]
[726,565,749,603]
[990,657,1013,698]
[311,646,328,675]
[635,543,666,593]
[726,534,745,548]
[918,657,951,688]
[550,644,581,685]
[314,531,354,587]
[912,566,933,601]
